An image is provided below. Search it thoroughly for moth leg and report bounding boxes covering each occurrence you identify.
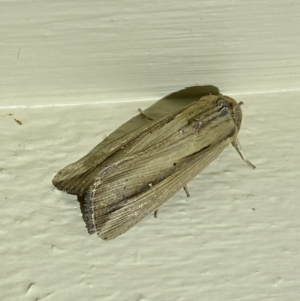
[183,185,190,197]
[138,108,154,121]
[155,185,189,218]
[232,138,256,169]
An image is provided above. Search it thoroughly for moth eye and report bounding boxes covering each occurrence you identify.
[173,163,177,166]
[220,106,229,116]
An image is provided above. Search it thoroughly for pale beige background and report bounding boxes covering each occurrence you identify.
[1,1,299,301]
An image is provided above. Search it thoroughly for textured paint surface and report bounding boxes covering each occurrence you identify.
[1,92,300,301]
[1,0,300,300]
[1,0,300,107]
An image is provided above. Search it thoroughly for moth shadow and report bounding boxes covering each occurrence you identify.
[92,85,220,149]
[145,84,221,118]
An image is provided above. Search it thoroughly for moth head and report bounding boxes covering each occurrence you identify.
[233,101,243,130]
[220,95,243,131]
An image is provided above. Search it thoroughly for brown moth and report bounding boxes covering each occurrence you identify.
[53,94,255,240]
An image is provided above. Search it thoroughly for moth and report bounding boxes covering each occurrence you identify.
[53,94,255,240]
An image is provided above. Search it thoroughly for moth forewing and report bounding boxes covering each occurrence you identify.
[52,94,230,195]
[52,108,183,195]
[87,140,232,240]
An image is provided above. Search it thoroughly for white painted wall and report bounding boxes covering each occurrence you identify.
[1,1,299,301]
[2,0,300,107]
